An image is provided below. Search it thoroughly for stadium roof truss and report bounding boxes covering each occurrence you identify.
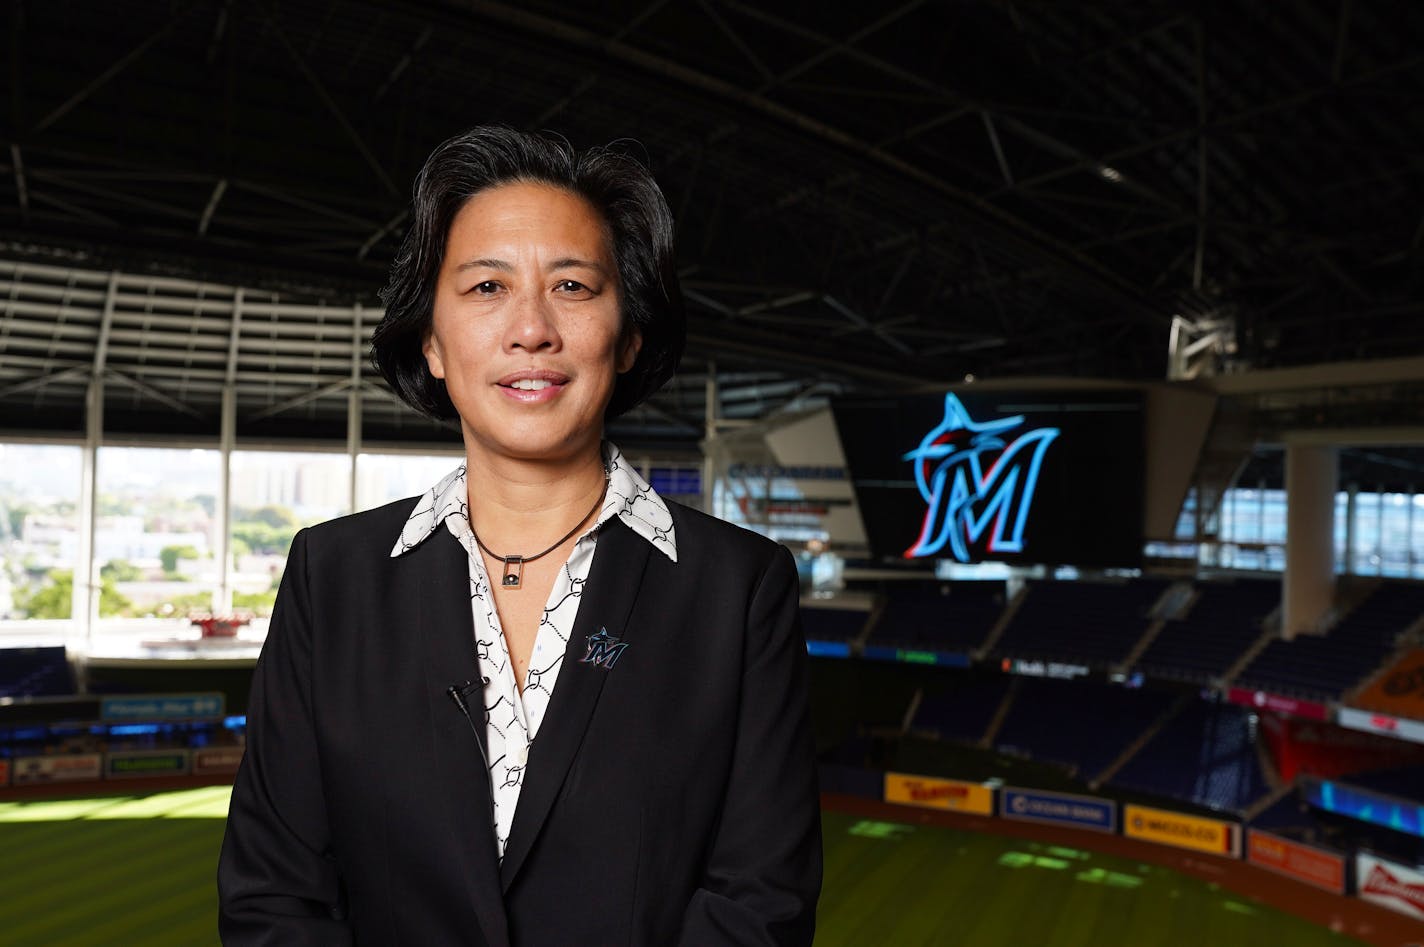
[1,0,1422,455]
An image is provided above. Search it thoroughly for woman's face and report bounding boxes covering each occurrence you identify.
[423,182,640,466]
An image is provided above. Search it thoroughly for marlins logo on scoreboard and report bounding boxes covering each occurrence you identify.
[901,393,1059,562]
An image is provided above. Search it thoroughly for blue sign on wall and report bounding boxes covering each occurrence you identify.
[1000,787,1116,833]
[1305,778,1424,840]
[100,693,225,720]
[806,640,852,658]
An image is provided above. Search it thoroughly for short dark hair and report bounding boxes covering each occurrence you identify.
[371,125,685,421]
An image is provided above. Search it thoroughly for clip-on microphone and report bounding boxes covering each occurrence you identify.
[446,677,491,771]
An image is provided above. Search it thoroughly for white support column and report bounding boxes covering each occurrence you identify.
[73,272,118,648]
[1283,445,1338,638]
[214,288,243,615]
[214,385,236,615]
[73,378,102,648]
[347,304,363,514]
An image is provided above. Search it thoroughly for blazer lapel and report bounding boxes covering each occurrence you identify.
[499,517,653,891]
[416,531,511,947]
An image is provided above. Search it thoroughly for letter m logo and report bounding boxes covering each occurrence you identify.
[580,628,629,670]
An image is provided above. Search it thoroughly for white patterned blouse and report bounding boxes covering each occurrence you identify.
[388,441,677,859]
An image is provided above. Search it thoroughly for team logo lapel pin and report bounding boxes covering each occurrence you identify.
[579,627,629,670]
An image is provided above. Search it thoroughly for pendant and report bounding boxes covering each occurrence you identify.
[501,556,524,589]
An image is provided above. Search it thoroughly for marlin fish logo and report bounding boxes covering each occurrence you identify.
[580,628,629,670]
[902,394,1059,562]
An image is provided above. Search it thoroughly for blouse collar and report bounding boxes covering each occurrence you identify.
[390,441,678,562]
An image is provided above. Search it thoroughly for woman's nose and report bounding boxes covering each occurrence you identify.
[505,292,561,353]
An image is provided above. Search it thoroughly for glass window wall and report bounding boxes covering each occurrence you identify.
[0,443,82,623]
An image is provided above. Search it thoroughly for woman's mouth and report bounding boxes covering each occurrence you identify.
[497,371,569,402]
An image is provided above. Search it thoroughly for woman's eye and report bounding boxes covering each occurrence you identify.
[473,281,500,294]
[557,280,588,293]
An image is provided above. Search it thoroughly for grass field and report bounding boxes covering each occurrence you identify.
[0,788,1364,946]
[817,810,1363,946]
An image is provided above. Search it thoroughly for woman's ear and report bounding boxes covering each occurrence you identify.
[422,329,447,379]
[616,326,643,374]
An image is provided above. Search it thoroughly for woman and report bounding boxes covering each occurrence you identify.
[218,126,822,945]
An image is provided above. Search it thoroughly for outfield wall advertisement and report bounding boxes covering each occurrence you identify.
[884,773,994,815]
[1123,804,1240,857]
[192,746,245,776]
[1000,787,1116,833]
[1356,852,1424,920]
[106,749,191,779]
[12,753,104,785]
[1246,830,1346,894]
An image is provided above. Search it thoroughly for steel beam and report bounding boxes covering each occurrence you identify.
[454,0,1170,327]
[9,144,27,220]
[248,377,354,421]
[0,364,91,399]
[265,8,399,197]
[198,178,228,236]
[33,8,192,134]
[103,369,205,419]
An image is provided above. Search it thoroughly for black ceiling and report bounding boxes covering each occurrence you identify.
[2,0,1423,412]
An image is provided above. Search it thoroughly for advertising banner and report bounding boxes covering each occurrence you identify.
[0,758,8,786]
[884,772,994,816]
[1246,830,1346,894]
[863,646,971,667]
[805,640,851,658]
[12,753,103,785]
[1260,714,1424,781]
[1000,787,1116,833]
[1225,687,1329,721]
[106,750,190,779]
[1123,804,1239,857]
[192,746,245,776]
[1337,707,1424,747]
[1356,852,1424,920]
[1353,649,1424,721]
[100,693,225,720]
[1003,658,1092,681]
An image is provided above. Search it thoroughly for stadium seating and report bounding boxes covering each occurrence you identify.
[1234,582,1424,701]
[866,581,1006,654]
[910,673,1013,744]
[1135,579,1278,683]
[801,606,870,645]
[992,677,1176,779]
[992,578,1170,668]
[1110,699,1271,813]
[0,646,76,698]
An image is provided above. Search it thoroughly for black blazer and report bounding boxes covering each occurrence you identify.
[218,496,821,945]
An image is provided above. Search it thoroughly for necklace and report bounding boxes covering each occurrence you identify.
[470,477,609,590]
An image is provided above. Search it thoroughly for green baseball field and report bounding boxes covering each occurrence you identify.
[0,788,1363,945]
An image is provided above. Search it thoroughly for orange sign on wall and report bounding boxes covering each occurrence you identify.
[1123,804,1239,857]
[884,772,994,816]
[1246,830,1346,894]
[1356,649,1424,721]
